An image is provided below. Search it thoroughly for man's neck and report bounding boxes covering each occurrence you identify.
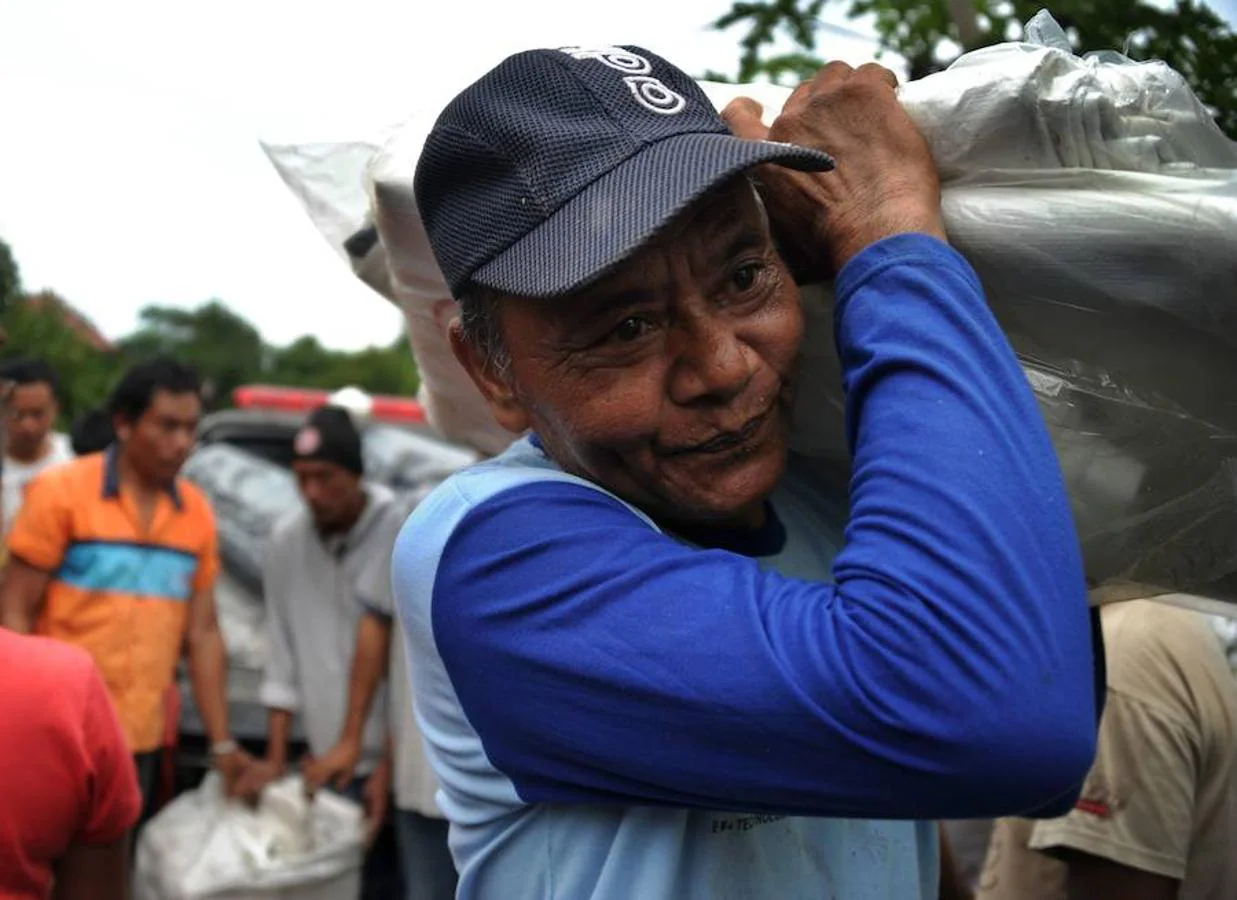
[115,449,168,498]
[320,490,369,538]
[7,435,53,465]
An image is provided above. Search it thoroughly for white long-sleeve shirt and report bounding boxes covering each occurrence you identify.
[259,483,404,774]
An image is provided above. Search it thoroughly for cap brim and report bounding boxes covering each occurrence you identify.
[470,133,834,298]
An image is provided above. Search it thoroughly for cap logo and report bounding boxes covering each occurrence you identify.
[294,426,321,456]
[559,46,687,116]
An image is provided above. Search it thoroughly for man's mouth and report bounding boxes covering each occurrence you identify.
[660,409,772,457]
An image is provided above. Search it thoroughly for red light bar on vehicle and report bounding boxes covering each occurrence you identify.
[232,385,426,424]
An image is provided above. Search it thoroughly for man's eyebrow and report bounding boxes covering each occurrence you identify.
[568,286,658,325]
[715,226,771,264]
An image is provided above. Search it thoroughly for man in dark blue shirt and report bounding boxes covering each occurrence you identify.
[393,47,1099,899]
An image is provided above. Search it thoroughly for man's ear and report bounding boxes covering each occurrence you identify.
[112,415,131,446]
[448,319,531,435]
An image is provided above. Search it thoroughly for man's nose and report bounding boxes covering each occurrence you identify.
[171,427,195,455]
[667,314,756,406]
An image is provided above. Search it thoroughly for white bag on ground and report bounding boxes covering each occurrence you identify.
[134,774,364,900]
[260,11,1237,606]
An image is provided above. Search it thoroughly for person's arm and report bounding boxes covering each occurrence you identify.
[185,586,229,743]
[304,611,392,792]
[53,839,129,900]
[232,525,299,803]
[0,557,52,632]
[231,706,296,803]
[185,507,249,793]
[361,735,394,846]
[339,613,393,751]
[244,536,298,789]
[54,661,142,900]
[186,583,250,792]
[1064,853,1177,900]
[265,708,295,772]
[1,471,70,632]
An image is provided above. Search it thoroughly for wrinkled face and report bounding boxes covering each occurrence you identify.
[6,381,59,461]
[459,180,804,527]
[115,390,200,486]
[292,459,364,532]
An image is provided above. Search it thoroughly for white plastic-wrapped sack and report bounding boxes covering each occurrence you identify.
[265,115,512,456]
[261,12,1237,605]
[134,774,364,900]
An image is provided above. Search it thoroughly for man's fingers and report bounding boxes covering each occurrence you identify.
[817,60,855,82]
[780,78,817,119]
[855,62,900,91]
[333,770,352,792]
[785,60,854,117]
[721,97,768,140]
[300,759,320,789]
[231,775,261,805]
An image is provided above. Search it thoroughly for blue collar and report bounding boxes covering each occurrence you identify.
[668,504,787,558]
[102,444,183,511]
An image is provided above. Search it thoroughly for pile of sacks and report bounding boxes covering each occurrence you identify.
[263,11,1237,608]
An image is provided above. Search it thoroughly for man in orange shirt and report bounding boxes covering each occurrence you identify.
[0,356,251,813]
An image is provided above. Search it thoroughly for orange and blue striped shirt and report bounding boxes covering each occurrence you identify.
[7,449,219,752]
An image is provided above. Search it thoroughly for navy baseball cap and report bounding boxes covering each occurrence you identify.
[414,45,835,299]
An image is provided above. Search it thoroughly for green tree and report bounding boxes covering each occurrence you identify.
[0,238,19,315]
[266,334,332,387]
[266,333,418,397]
[119,301,266,404]
[712,0,1237,135]
[0,292,115,421]
[326,338,420,397]
[0,240,419,413]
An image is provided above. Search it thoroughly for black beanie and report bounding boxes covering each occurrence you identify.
[293,405,364,475]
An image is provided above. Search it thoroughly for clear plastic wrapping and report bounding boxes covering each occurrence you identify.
[788,172,1237,601]
[261,12,1237,607]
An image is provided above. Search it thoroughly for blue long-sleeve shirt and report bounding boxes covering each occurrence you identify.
[393,234,1099,899]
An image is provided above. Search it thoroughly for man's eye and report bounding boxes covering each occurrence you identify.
[610,317,652,343]
[732,263,763,292]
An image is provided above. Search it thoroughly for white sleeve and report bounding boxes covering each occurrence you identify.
[258,541,300,711]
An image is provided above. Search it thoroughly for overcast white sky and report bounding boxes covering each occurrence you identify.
[1,0,1233,350]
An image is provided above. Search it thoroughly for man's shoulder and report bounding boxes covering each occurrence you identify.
[0,630,95,699]
[19,453,101,503]
[1101,600,1237,730]
[174,478,217,522]
[1102,601,1226,684]
[404,439,647,545]
[394,440,656,605]
[364,482,410,532]
[41,450,100,483]
[268,505,312,549]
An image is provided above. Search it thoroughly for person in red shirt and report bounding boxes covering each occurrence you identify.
[0,629,141,899]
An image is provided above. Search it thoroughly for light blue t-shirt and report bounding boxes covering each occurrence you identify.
[392,236,1099,898]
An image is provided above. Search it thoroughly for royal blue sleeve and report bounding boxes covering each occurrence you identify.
[427,234,1097,820]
